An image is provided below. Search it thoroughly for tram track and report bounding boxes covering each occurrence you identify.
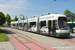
[3,30,18,50]
[6,29,47,50]
[4,29,31,50]
[2,28,75,50]
[9,28,75,45]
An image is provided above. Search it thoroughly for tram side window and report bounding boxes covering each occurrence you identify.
[40,21,46,28]
[53,20,57,29]
[48,20,51,29]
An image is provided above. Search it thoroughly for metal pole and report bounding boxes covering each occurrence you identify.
[72,16,73,33]
[22,15,24,30]
[18,21,19,29]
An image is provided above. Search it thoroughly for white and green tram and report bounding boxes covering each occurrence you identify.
[11,14,70,37]
[39,14,70,37]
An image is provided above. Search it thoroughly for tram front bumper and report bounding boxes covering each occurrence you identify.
[56,33,70,37]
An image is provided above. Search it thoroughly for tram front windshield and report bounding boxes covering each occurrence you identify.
[58,17,68,30]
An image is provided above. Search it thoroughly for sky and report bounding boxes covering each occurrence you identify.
[0,0,75,19]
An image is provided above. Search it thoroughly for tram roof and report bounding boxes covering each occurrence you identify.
[39,14,66,21]
[11,14,66,23]
[40,14,66,17]
[28,17,38,22]
[18,19,27,23]
[11,21,18,24]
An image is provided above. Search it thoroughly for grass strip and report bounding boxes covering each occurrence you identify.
[0,29,9,41]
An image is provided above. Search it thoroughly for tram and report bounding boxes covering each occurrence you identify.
[11,14,70,37]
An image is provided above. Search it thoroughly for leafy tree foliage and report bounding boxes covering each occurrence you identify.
[6,14,11,26]
[13,16,18,21]
[70,13,75,21]
[11,19,14,21]
[48,13,50,15]
[0,11,6,25]
[64,9,73,22]
[21,16,26,20]
[64,9,72,14]
[41,15,44,16]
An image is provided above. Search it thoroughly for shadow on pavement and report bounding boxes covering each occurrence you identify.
[55,35,75,39]
[24,31,75,39]
[2,29,15,34]
[69,35,75,39]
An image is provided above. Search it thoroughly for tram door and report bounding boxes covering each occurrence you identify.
[48,20,57,36]
[52,20,57,36]
[48,20,52,35]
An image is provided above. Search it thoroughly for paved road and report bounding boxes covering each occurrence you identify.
[1,27,75,50]
[2,28,55,50]
[0,42,17,50]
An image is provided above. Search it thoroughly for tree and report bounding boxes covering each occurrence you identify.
[64,9,72,14]
[13,16,18,21]
[6,14,11,26]
[21,16,26,20]
[67,13,75,22]
[0,11,6,25]
[48,13,50,15]
[11,19,15,21]
[70,13,75,21]
[64,9,73,22]
[41,15,44,16]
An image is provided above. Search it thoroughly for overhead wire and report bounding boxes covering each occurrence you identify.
[7,0,56,17]
[63,0,75,10]
[67,1,75,10]
[25,0,56,13]
[8,0,17,10]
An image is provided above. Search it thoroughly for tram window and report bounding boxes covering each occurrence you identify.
[30,22,36,27]
[48,20,51,29]
[58,17,68,30]
[53,20,57,29]
[40,21,46,28]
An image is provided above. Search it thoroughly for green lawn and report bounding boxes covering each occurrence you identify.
[0,29,9,41]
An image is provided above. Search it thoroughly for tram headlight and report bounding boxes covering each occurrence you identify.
[56,30,61,33]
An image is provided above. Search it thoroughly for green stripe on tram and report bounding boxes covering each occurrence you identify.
[56,33,70,37]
